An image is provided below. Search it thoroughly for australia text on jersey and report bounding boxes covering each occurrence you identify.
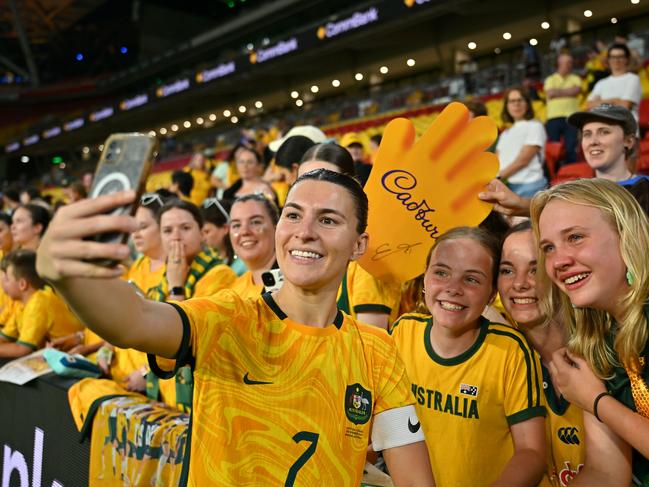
[411,383,479,419]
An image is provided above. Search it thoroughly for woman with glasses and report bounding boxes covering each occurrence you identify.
[228,194,279,299]
[587,43,642,123]
[201,198,246,277]
[496,87,548,198]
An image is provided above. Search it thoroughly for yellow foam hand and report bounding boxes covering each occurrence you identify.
[358,102,499,283]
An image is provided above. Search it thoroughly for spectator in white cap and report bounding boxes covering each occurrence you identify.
[268,125,326,153]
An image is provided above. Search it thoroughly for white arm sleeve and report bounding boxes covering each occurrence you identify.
[371,404,426,451]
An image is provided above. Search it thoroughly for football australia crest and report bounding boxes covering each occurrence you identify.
[345,383,372,425]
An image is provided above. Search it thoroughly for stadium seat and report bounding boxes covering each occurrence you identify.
[551,162,594,186]
[638,154,649,175]
[545,141,565,180]
[640,139,649,155]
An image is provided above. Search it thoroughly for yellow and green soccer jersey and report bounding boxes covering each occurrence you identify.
[337,261,402,324]
[152,290,413,486]
[390,313,546,487]
[540,365,585,487]
[0,286,84,349]
[125,255,166,296]
[0,297,22,330]
[229,271,263,301]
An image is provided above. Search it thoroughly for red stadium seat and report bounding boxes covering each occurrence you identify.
[638,154,649,175]
[545,141,565,180]
[640,99,649,129]
[551,162,594,185]
[640,139,649,155]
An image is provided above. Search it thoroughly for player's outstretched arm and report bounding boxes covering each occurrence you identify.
[490,417,545,487]
[383,441,435,487]
[36,191,183,359]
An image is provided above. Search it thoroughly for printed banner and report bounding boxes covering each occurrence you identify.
[69,379,189,487]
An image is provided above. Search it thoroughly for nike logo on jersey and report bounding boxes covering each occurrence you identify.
[243,372,273,385]
[407,417,421,433]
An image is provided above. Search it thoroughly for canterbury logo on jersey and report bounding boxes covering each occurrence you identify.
[557,427,580,445]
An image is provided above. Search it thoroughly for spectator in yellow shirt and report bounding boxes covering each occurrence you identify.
[0,249,83,358]
[544,53,582,164]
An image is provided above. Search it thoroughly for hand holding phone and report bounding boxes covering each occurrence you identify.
[86,133,157,265]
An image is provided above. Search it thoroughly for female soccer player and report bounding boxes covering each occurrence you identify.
[36,169,434,486]
[498,222,584,486]
[390,226,546,486]
[531,178,649,485]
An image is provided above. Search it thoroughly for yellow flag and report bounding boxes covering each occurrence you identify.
[359,102,498,282]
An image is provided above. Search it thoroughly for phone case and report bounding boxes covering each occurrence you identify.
[86,133,158,258]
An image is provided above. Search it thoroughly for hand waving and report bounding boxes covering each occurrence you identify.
[359,102,499,282]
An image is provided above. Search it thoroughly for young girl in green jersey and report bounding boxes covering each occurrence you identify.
[390,226,546,486]
[531,178,649,485]
[498,222,584,486]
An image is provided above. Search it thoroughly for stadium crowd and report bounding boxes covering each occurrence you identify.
[3,33,649,487]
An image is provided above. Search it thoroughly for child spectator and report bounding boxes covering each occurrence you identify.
[0,249,83,358]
